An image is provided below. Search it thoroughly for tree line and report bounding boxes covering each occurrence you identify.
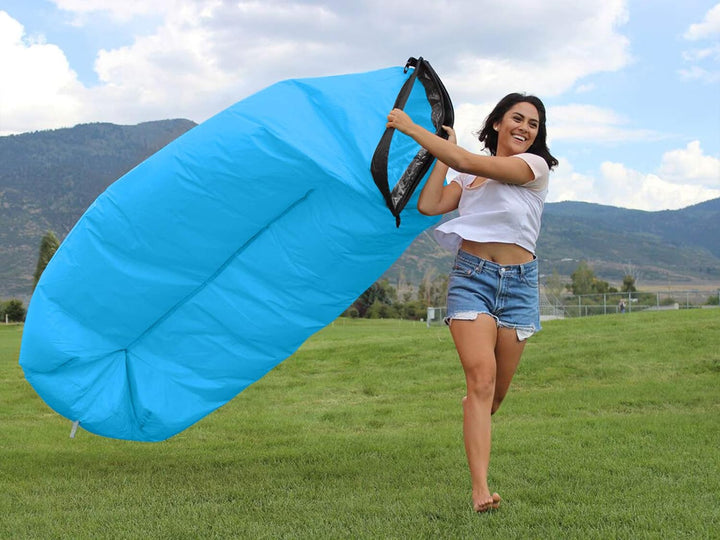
[6,237,717,325]
[544,260,637,298]
[342,274,449,320]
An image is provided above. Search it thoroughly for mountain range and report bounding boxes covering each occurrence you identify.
[2,120,719,301]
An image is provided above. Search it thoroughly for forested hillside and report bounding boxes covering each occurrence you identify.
[0,120,197,298]
[2,119,719,301]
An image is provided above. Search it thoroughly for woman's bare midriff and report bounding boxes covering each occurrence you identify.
[460,240,534,265]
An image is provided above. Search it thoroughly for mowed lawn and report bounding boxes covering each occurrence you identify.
[1,309,719,539]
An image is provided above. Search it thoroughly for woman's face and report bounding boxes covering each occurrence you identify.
[493,101,540,157]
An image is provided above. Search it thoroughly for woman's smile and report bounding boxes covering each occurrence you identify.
[494,102,539,156]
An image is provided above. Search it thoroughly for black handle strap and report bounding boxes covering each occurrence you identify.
[371,57,454,227]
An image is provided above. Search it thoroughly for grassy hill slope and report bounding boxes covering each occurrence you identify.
[2,310,718,537]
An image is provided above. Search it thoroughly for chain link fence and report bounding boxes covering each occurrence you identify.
[427,289,718,325]
[426,306,447,327]
[542,289,720,319]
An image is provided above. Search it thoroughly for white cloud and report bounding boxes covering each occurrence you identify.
[682,44,720,62]
[575,83,596,94]
[684,3,720,40]
[452,102,495,154]
[0,11,86,134]
[90,4,237,122]
[681,4,720,83]
[678,65,720,83]
[547,104,665,144]
[598,161,720,211]
[549,143,720,210]
[658,141,720,187]
[50,0,170,22]
[1,1,634,134]
[440,0,630,101]
[547,158,599,203]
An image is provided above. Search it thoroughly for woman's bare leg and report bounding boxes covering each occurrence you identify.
[450,315,501,512]
[491,327,526,414]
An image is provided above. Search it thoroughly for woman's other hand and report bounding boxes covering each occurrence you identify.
[442,125,457,144]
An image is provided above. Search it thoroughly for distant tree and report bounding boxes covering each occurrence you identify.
[398,301,424,320]
[366,300,398,319]
[417,268,436,308]
[1,299,26,322]
[352,279,396,317]
[365,300,383,319]
[429,275,449,306]
[417,270,448,308]
[569,261,614,295]
[592,279,610,294]
[33,231,60,287]
[543,268,565,300]
[417,281,429,308]
[623,262,641,289]
[621,275,637,293]
[569,260,596,295]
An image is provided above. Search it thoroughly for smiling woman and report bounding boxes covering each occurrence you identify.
[387,92,558,513]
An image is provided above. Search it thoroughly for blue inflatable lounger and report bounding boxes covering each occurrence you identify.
[20,57,454,441]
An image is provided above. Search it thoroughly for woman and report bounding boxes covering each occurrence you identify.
[387,93,558,512]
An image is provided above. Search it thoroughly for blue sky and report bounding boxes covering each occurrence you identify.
[1,0,718,211]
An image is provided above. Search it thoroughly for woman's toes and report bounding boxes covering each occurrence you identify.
[474,497,494,513]
[474,493,501,513]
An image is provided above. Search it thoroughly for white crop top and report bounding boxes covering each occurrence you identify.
[433,153,550,255]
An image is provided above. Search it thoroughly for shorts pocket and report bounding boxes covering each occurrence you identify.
[520,264,539,288]
[451,257,475,276]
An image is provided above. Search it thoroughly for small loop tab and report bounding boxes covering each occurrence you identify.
[70,420,80,439]
[404,57,418,73]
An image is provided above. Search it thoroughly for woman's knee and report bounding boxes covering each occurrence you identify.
[465,369,496,401]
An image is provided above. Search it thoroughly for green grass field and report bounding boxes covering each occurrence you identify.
[2,310,719,539]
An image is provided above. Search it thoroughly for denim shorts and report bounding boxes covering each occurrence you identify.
[445,250,541,340]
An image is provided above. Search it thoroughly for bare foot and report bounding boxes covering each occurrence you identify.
[474,492,501,513]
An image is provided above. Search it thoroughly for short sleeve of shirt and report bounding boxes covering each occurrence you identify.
[515,153,550,192]
[450,173,474,188]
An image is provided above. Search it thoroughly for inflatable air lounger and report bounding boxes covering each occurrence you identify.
[20,57,454,441]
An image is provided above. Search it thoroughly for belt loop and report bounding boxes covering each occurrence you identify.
[477,259,485,273]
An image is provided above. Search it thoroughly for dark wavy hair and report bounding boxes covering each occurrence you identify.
[477,93,558,169]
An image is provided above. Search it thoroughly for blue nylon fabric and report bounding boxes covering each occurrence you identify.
[19,66,441,441]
